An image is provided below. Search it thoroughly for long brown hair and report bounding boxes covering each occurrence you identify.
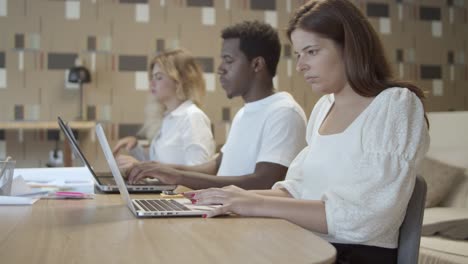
[287,0,428,126]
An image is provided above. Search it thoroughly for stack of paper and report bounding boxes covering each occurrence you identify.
[0,167,94,205]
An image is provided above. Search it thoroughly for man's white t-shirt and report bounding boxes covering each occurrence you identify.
[131,100,215,166]
[217,92,307,176]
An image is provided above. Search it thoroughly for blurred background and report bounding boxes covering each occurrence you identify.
[0,0,466,168]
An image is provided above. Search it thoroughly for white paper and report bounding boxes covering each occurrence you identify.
[65,1,80,20]
[0,68,6,88]
[0,0,7,17]
[204,73,216,92]
[135,4,149,23]
[0,196,38,205]
[135,71,149,90]
[265,11,277,28]
[432,80,443,96]
[379,18,391,34]
[432,21,442,37]
[202,7,215,26]
[13,167,95,194]
[11,175,34,195]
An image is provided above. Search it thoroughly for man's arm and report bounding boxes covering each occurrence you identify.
[127,159,288,190]
[170,153,222,175]
[175,161,287,190]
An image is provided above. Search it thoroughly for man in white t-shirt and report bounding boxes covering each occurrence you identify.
[127,21,307,190]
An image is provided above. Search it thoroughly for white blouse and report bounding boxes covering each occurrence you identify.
[273,87,430,248]
[130,100,215,166]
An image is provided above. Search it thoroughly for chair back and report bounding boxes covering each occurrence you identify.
[397,175,427,264]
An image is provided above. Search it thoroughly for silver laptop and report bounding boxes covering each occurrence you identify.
[58,117,176,193]
[96,123,218,217]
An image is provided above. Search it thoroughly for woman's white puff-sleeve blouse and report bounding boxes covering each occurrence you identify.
[273,88,429,248]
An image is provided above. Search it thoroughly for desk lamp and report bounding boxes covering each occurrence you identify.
[68,62,91,120]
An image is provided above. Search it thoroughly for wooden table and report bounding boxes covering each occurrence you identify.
[0,194,336,264]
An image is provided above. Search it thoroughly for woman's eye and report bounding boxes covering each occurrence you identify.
[308,49,318,55]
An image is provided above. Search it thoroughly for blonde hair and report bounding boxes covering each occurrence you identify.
[138,49,207,140]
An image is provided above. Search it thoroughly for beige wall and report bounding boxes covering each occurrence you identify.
[0,0,467,167]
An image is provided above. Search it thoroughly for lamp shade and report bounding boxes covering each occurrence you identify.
[68,66,91,83]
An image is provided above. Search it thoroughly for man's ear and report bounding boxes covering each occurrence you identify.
[251,57,266,73]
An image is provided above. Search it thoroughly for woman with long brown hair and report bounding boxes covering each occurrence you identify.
[183,1,429,263]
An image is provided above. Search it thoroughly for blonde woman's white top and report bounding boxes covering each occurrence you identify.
[273,87,430,249]
[217,92,307,176]
[131,100,215,166]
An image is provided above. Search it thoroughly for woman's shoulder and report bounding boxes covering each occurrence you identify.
[362,87,428,156]
[183,103,211,123]
[375,87,422,105]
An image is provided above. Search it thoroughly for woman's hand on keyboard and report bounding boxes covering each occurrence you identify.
[183,185,265,218]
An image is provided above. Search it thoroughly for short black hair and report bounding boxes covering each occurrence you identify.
[221,21,281,77]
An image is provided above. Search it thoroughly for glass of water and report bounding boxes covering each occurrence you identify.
[0,157,15,196]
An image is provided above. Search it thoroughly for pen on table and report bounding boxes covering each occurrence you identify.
[16,190,50,197]
[49,191,95,199]
[64,180,92,184]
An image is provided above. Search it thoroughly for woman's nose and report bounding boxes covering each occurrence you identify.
[296,57,308,73]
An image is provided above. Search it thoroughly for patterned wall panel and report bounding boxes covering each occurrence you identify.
[0,0,467,167]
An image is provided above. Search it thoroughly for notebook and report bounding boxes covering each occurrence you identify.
[58,116,176,193]
[95,123,218,217]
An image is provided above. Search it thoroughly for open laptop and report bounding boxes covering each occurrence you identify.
[57,117,176,193]
[96,123,218,217]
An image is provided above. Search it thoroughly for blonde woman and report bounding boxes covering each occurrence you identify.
[113,49,215,168]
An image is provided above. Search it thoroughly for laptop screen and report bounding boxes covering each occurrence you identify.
[57,116,111,185]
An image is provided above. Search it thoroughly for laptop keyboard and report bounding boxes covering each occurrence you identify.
[135,199,190,212]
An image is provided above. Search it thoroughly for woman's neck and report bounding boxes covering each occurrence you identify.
[164,98,185,113]
[333,84,369,108]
